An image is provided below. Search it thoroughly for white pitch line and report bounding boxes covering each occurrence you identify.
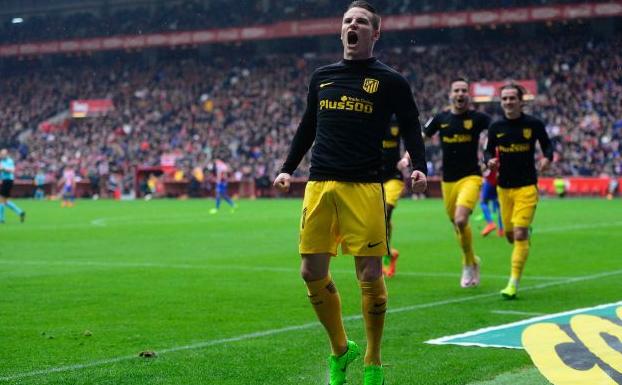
[3,217,618,234]
[90,218,107,227]
[391,271,572,281]
[491,310,545,316]
[1,268,621,382]
[0,259,572,281]
[88,214,213,227]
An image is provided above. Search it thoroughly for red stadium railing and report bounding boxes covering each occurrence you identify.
[10,177,621,199]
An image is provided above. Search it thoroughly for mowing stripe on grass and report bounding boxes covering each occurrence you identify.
[1,268,621,382]
[0,322,320,382]
[535,220,622,233]
[0,259,572,281]
[86,217,622,231]
[389,269,622,316]
[1,217,620,233]
[465,368,550,385]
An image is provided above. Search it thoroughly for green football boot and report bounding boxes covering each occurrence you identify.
[382,255,391,267]
[364,365,385,385]
[500,281,518,300]
[328,340,361,385]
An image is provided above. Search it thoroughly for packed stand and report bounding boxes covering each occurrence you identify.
[0,33,620,196]
[1,0,582,44]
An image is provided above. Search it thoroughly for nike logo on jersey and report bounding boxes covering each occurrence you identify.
[496,133,506,138]
[319,82,334,88]
[367,241,382,248]
[441,124,449,128]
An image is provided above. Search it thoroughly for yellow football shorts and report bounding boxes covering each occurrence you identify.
[383,179,405,207]
[441,175,483,219]
[497,184,539,231]
[299,181,388,257]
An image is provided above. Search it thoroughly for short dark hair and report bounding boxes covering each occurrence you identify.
[500,83,525,101]
[347,1,381,30]
[450,77,469,86]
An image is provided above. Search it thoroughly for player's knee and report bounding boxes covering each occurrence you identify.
[356,260,383,281]
[454,216,468,230]
[360,270,382,282]
[300,267,323,282]
[514,228,529,241]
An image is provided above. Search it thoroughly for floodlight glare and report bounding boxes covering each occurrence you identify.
[12,17,24,24]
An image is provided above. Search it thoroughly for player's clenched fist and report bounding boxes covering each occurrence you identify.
[411,170,427,193]
[273,173,291,192]
[537,157,550,172]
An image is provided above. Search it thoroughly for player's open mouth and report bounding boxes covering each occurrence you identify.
[347,31,358,46]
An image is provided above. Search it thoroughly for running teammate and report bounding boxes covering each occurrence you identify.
[485,84,553,299]
[423,78,490,288]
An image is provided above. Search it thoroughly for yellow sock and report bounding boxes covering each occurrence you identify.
[306,276,347,356]
[511,240,530,281]
[457,224,475,265]
[360,276,387,366]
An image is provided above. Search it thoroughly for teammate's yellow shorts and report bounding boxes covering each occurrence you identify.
[299,181,388,257]
[497,184,539,231]
[441,175,483,219]
[383,179,405,207]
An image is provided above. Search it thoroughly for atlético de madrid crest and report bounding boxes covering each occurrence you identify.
[523,128,532,139]
[363,78,379,94]
[391,126,399,136]
[463,119,473,129]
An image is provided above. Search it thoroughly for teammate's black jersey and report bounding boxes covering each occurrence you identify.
[424,110,490,182]
[280,57,426,183]
[381,122,403,182]
[485,113,553,188]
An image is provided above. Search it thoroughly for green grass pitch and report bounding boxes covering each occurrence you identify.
[0,198,620,385]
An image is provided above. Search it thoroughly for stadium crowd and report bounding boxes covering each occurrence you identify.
[0,30,620,195]
[1,0,583,44]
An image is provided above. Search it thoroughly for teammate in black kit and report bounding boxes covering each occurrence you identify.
[424,78,490,288]
[272,2,426,384]
[485,83,553,299]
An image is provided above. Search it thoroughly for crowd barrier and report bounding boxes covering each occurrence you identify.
[537,177,620,197]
